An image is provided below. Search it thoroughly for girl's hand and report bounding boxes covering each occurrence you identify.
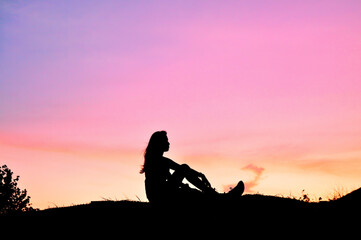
[199,172,211,188]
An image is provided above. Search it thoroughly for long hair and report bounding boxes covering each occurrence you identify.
[140,131,167,174]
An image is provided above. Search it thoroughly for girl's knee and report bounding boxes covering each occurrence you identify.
[180,164,190,172]
[172,164,190,179]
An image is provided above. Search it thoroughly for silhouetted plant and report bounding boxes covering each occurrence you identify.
[300,189,310,203]
[0,165,34,215]
[328,186,347,201]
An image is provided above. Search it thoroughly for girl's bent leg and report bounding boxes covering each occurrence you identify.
[170,164,214,193]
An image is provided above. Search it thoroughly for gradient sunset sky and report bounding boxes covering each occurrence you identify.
[1,0,361,209]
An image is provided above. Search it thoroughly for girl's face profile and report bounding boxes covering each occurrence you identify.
[162,136,170,152]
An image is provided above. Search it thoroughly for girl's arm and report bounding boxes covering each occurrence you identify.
[164,157,212,188]
[163,157,180,170]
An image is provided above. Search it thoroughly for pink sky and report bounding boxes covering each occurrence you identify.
[1,0,361,209]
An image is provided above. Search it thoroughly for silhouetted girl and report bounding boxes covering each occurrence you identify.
[140,131,244,203]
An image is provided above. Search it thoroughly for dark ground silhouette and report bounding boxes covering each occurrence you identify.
[23,187,361,218]
[8,188,359,236]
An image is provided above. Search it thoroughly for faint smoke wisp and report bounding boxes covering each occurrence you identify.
[223,164,265,193]
[242,164,265,193]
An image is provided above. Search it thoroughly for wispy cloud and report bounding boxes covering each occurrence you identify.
[242,164,265,193]
[223,164,265,193]
[0,133,139,161]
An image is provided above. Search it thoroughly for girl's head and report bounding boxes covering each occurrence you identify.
[140,131,170,174]
[146,131,170,154]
